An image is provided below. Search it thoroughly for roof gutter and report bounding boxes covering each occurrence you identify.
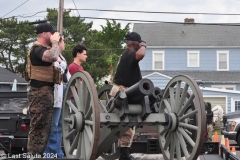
[200,87,240,94]
[147,46,240,49]
[200,81,240,83]
[0,82,28,85]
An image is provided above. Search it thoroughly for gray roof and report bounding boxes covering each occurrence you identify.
[0,67,27,83]
[133,23,240,46]
[142,70,240,83]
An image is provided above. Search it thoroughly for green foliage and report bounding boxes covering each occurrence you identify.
[46,9,130,84]
[94,20,130,85]
[0,18,35,76]
[0,9,131,85]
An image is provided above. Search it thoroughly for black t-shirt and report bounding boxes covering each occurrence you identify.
[206,111,213,124]
[30,46,54,87]
[114,49,142,87]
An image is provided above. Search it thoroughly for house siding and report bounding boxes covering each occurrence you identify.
[202,83,240,91]
[140,48,240,71]
[144,74,240,114]
[201,89,240,113]
[135,22,240,115]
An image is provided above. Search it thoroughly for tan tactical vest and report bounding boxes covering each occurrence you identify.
[25,42,62,84]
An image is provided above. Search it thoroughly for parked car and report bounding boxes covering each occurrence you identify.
[221,111,240,147]
[0,91,30,155]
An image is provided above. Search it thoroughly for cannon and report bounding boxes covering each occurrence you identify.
[62,71,206,160]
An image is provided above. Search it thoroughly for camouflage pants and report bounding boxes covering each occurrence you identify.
[207,124,213,142]
[27,87,54,156]
[118,127,135,147]
[110,84,135,147]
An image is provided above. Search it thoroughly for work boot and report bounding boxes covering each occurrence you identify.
[119,147,136,160]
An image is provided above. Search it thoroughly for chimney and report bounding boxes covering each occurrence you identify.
[184,18,195,23]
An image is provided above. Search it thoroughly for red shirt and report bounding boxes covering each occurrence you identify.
[68,62,84,76]
[68,62,84,98]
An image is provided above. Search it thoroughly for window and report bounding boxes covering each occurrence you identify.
[217,51,229,71]
[211,85,236,90]
[187,51,199,67]
[152,51,164,70]
[231,98,240,112]
[235,101,240,111]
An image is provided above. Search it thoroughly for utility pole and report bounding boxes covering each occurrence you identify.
[57,0,64,34]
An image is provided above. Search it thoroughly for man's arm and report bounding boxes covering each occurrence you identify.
[42,32,60,62]
[135,42,147,61]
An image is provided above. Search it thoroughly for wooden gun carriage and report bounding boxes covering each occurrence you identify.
[62,71,206,160]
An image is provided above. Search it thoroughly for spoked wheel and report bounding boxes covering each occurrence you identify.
[62,71,100,160]
[98,84,112,113]
[158,75,206,160]
[97,85,121,159]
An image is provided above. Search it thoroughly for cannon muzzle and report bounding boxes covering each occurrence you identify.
[149,87,163,104]
[125,78,154,103]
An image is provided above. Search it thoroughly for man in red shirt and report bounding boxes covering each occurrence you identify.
[68,44,88,75]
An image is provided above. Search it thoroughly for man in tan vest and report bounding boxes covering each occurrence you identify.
[26,23,61,158]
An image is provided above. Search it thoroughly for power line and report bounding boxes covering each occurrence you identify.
[0,20,47,28]
[72,16,240,26]
[3,10,48,19]
[2,0,30,18]
[5,7,240,20]
[67,8,240,16]
[72,0,80,17]
[2,16,240,28]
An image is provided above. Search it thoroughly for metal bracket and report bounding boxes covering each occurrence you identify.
[141,96,151,120]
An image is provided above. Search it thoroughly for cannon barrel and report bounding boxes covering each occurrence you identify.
[125,78,154,104]
[149,87,163,104]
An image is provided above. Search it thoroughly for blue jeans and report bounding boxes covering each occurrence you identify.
[63,84,67,98]
[44,107,64,158]
[44,84,67,158]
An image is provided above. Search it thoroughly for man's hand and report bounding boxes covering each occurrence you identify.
[136,42,147,60]
[139,42,147,48]
[50,32,60,43]
[57,56,62,63]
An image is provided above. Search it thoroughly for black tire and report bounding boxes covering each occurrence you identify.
[237,133,240,148]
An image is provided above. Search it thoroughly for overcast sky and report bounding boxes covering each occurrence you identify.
[1,0,240,30]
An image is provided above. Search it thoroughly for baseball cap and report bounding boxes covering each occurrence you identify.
[125,32,144,43]
[35,23,56,34]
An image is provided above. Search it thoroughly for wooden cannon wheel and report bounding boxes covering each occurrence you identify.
[97,84,121,159]
[98,84,113,113]
[158,75,206,160]
[62,71,100,160]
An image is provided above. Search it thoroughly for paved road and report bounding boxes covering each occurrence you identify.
[96,137,240,160]
[0,138,239,160]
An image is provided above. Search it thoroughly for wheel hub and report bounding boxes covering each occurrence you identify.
[69,111,85,132]
[167,113,179,132]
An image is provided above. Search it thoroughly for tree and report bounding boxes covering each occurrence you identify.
[0,18,35,76]
[0,9,131,86]
[46,9,130,85]
[97,20,130,84]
